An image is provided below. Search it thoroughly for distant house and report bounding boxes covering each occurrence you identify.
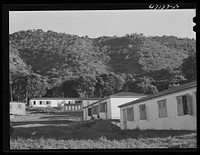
[118,81,197,130]
[10,102,26,115]
[83,92,147,121]
[29,98,100,111]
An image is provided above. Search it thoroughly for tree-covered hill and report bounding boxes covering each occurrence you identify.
[9,29,196,101]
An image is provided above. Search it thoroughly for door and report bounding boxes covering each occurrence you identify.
[122,108,127,129]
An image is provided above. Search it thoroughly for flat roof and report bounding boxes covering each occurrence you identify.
[30,97,101,100]
[118,81,197,108]
[83,92,147,109]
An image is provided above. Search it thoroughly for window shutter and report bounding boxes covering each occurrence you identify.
[91,107,94,115]
[186,94,193,115]
[127,107,134,121]
[158,102,161,118]
[139,104,146,120]
[176,96,183,116]
[143,104,146,119]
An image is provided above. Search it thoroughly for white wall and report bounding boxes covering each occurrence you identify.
[110,97,143,119]
[83,97,143,121]
[120,87,196,130]
[10,102,26,115]
[30,99,63,107]
[30,99,97,108]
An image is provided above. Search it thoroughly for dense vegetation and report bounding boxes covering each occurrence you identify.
[9,29,196,102]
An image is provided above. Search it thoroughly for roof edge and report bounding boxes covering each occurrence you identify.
[118,81,196,108]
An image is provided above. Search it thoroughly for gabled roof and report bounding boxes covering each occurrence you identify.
[118,81,197,108]
[30,97,101,101]
[83,92,147,109]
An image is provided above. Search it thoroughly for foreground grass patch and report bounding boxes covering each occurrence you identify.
[10,133,196,149]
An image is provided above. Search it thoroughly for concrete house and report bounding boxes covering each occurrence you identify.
[118,81,197,130]
[10,102,26,115]
[29,98,100,111]
[83,92,146,121]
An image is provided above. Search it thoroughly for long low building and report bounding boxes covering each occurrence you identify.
[29,98,100,111]
[118,81,197,130]
[83,92,147,121]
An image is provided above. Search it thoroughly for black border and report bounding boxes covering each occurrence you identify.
[2,2,197,153]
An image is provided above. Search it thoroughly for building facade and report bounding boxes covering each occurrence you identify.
[10,102,26,115]
[29,98,99,111]
[83,92,146,121]
[118,81,197,130]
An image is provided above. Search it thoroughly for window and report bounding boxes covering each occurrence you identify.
[99,102,107,112]
[18,104,22,109]
[46,101,51,105]
[127,107,134,121]
[39,101,42,105]
[88,108,92,116]
[139,104,146,120]
[75,101,82,104]
[33,101,36,105]
[176,94,192,116]
[158,99,167,118]
[92,105,99,115]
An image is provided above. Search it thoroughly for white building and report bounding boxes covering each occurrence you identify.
[118,81,197,130]
[29,98,100,111]
[83,92,146,121]
[10,102,26,115]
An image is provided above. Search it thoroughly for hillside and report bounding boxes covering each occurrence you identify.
[9,29,196,100]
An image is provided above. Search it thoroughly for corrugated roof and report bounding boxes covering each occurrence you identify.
[83,92,147,109]
[118,81,197,108]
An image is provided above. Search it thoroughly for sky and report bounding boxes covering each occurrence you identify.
[9,9,196,39]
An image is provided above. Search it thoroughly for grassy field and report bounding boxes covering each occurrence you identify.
[10,108,197,149]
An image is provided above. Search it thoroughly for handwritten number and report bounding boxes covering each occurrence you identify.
[149,4,154,9]
[149,4,179,10]
[161,5,166,10]
[155,4,159,9]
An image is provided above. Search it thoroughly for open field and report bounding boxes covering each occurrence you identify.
[10,108,197,149]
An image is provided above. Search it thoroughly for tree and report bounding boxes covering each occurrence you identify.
[136,76,158,94]
[119,73,136,92]
[11,73,48,103]
[74,75,97,98]
[94,73,125,97]
[181,52,196,82]
[9,45,31,101]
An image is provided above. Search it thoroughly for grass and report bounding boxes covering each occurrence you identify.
[10,133,196,149]
[10,107,197,149]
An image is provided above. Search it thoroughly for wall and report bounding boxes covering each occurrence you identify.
[10,102,26,115]
[120,87,196,130]
[82,100,99,108]
[99,98,111,119]
[83,98,111,121]
[29,99,62,107]
[111,98,142,119]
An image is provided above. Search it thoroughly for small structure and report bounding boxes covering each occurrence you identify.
[10,102,26,115]
[29,98,100,111]
[118,81,197,130]
[83,92,146,121]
